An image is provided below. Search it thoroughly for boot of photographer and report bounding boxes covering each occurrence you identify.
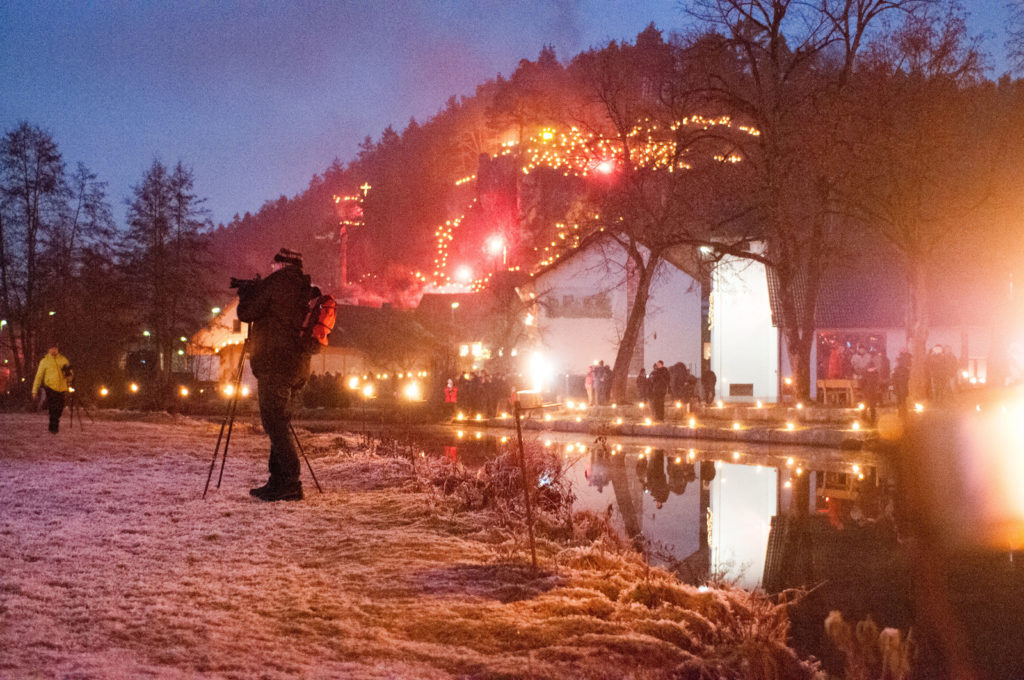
[31,342,72,434]
[236,248,312,502]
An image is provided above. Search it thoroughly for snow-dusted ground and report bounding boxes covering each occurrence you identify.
[0,412,815,679]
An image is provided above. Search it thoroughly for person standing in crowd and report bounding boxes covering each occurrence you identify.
[635,367,649,404]
[595,360,611,405]
[851,344,871,380]
[893,351,911,415]
[827,339,845,379]
[237,248,313,502]
[31,342,72,434]
[877,348,892,402]
[927,345,956,404]
[443,378,458,417]
[701,368,717,405]
[649,360,671,421]
[585,365,596,406]
[861,348,882,424]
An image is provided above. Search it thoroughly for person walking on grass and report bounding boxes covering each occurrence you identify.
[31,342,72,434]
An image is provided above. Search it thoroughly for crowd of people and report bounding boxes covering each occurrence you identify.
[822,337,971,419]
[444,370,516,417]
[636,360,716,421]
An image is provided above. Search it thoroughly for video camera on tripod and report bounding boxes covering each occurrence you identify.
[229,274,261,296]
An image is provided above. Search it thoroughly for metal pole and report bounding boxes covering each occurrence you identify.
[290,424,323,493]
[513,400,538,571]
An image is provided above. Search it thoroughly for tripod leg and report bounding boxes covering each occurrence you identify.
[202,414,230,499]
[291,424,323,493]
[215,390,243,490]
[203,339,248,498]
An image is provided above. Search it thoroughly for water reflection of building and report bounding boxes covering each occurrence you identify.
[579,444,887,590]
[442,433,886,591]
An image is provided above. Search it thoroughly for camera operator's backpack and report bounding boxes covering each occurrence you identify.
[301,289,337,354]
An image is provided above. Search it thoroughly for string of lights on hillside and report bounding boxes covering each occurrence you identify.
[351,116,761,291]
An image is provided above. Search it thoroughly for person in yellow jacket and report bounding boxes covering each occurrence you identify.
[32,342,73,434]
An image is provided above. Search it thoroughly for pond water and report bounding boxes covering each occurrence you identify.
[387,426,894,590]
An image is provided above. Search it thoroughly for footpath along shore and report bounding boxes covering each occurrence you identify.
[446,399,885,450]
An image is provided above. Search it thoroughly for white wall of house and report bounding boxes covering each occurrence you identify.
[527,239,701,388]
[710,256,779,402]
[645,262,702,373]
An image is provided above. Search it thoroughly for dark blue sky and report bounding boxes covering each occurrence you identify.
[0,1,1012,227]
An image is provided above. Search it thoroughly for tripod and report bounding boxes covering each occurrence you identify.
[66,381,94,430]
[202,332,323,498]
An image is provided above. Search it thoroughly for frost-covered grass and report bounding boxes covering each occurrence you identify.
[0,413,819,679]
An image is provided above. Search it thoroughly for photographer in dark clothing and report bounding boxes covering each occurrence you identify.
[236,248,312,502]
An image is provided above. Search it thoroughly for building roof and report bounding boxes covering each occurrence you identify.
[767,257,999,330]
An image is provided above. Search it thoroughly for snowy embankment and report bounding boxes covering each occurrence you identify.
[0,413,818,679]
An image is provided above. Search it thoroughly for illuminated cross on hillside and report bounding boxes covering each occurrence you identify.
[360,182,371,196]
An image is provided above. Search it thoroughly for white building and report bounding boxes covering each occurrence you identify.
[710,253,779,402]
[518,235,782,402]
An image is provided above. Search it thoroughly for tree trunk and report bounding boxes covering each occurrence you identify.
[610,248,659,403]
[906,260,930,402]
[785,329,814,401]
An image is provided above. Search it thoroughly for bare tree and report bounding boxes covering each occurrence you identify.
[847,3,991,399]
[680,0,937,398]
[566,27,749,401]
[0,122,65,382]
[1007,0,1024,74]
